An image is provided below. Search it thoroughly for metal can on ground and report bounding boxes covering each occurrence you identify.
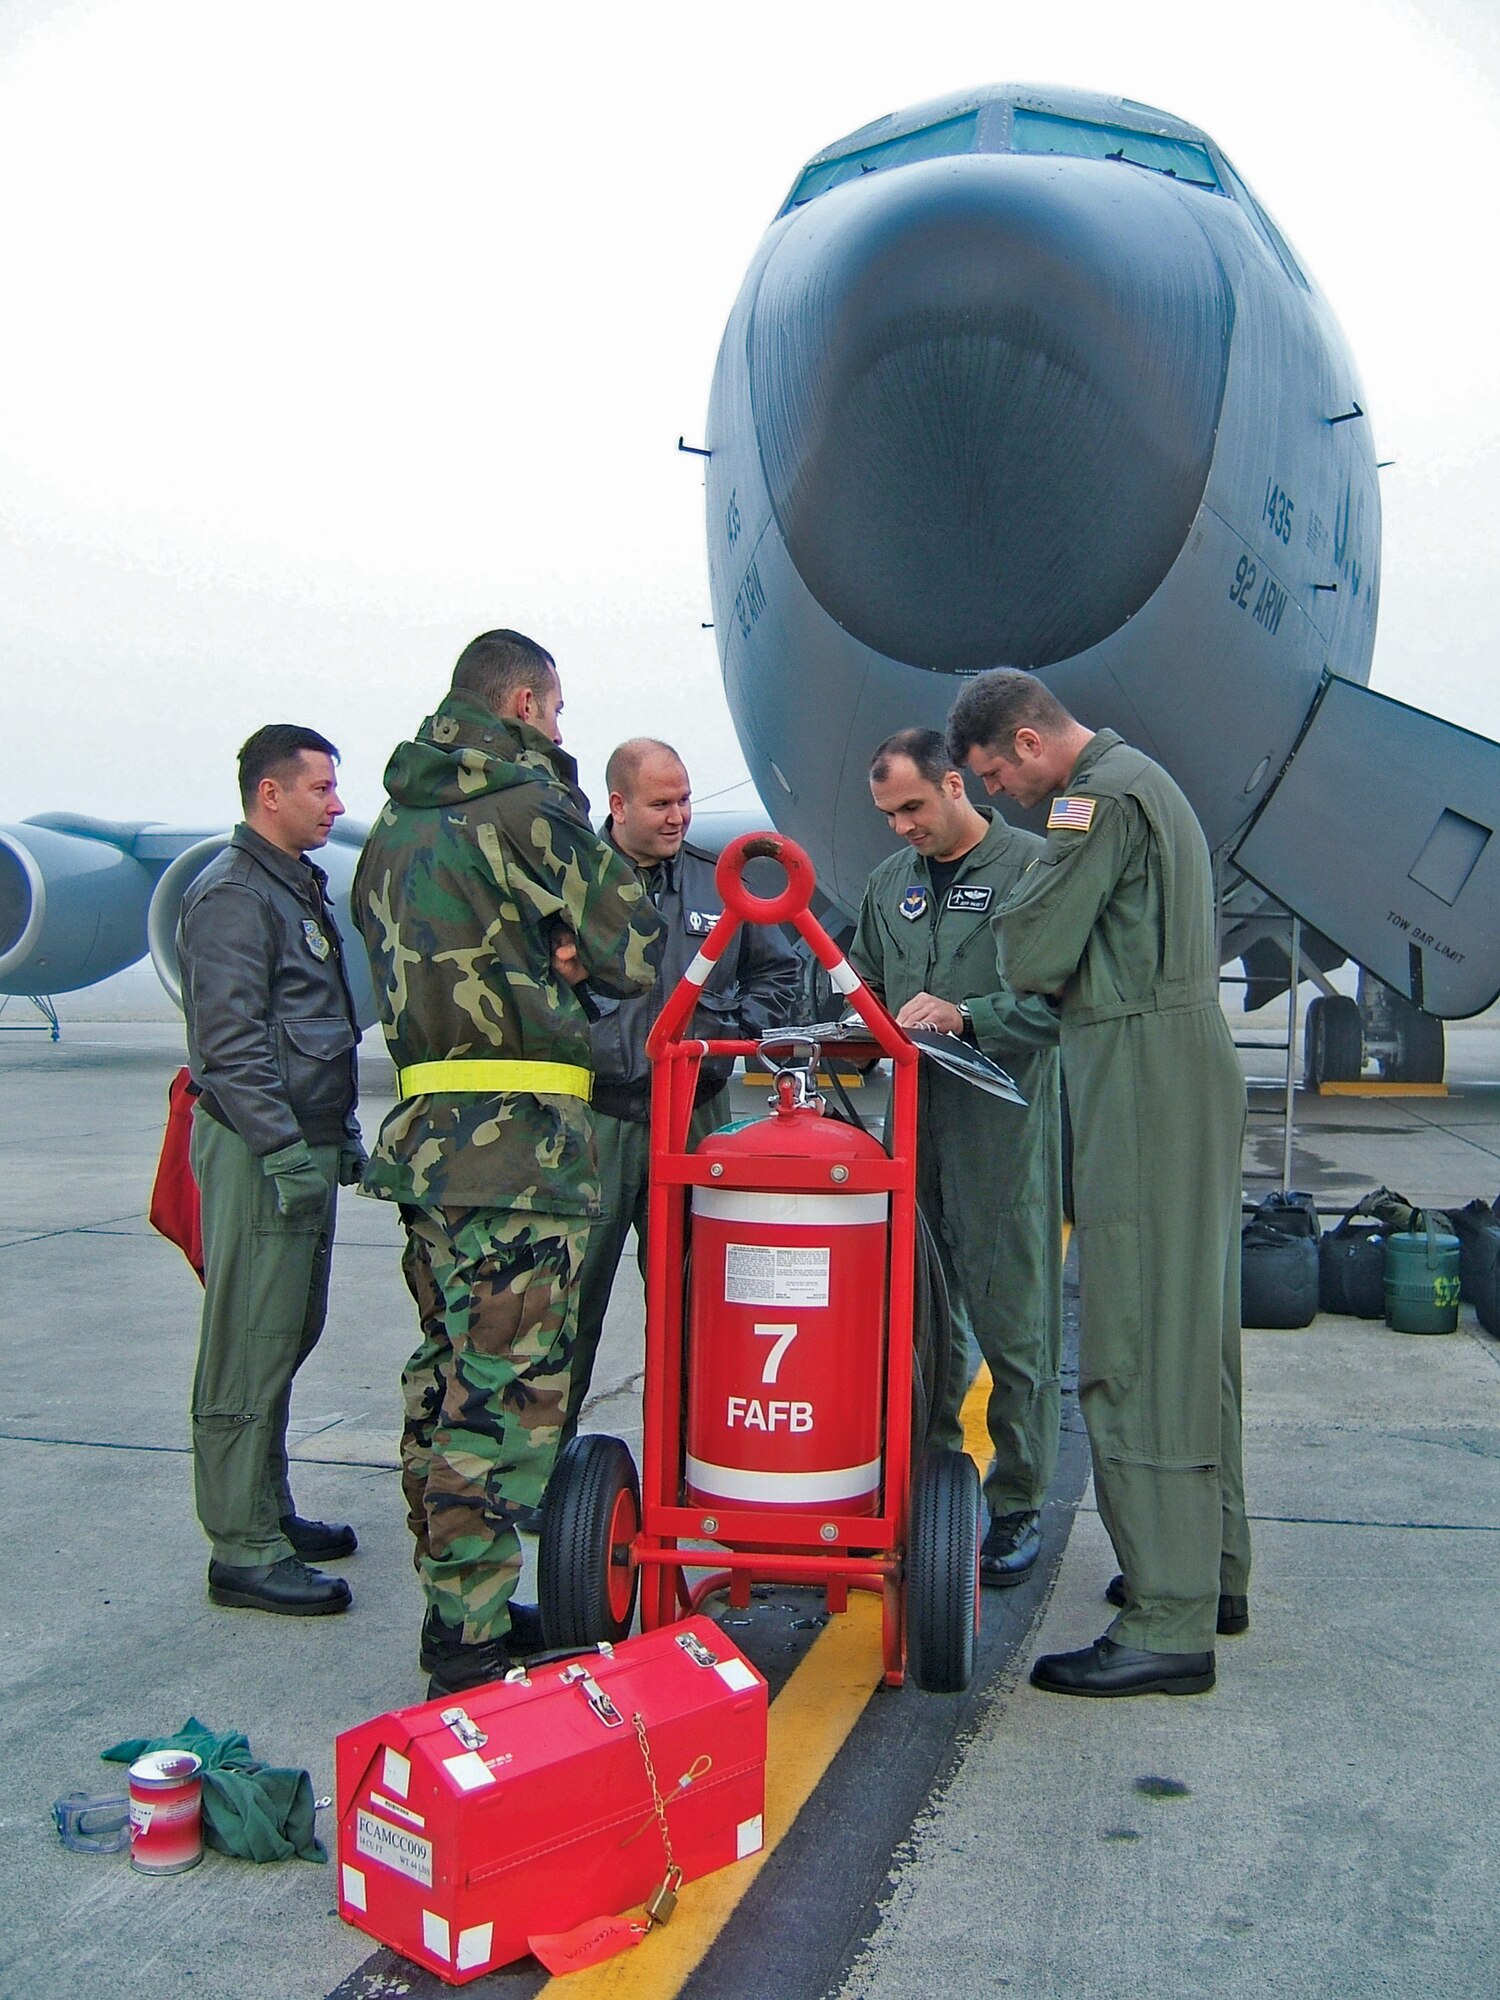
[128,1751,204,1873]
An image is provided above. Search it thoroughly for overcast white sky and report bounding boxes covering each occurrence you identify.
[1,0,1496,830]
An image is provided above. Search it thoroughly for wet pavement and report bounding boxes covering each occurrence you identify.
[1,999,1496,1998]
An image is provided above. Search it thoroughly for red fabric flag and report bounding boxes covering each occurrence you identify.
[149,1067,204,1283]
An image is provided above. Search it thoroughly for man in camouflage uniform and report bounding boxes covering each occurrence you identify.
[355,630,665,1696]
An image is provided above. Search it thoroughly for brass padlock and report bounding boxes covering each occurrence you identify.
[645,1865,683,1929]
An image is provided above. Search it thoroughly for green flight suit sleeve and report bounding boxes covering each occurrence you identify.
[848,890,889,1004]
[966,986,1061,1056]
[994,796,1133,997]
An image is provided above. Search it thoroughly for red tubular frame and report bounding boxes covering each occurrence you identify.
[636,832,920,1685]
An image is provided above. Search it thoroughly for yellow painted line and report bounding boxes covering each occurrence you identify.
[742,1069,865,1086]
[960,1361,996,1464]
[540,1218,1070,1996]
[535,1593,886,1997]
[1317,1082,1448,1097]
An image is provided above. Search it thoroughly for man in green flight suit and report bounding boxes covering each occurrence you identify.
[948,670,1249,1699]
[355,630,666,1696]
[850,729,1063,1587]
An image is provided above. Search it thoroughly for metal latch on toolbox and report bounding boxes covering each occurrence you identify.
[439,1706,487,1751]
[560,1661,625,1727]
[675,1631,720,1669]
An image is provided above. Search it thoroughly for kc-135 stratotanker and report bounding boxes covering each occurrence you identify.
[3,84,1496,1084]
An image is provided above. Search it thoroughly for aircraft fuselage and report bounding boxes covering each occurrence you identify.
[704,85,1380,918]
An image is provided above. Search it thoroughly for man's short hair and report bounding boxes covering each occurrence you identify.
[605,738,685,799]
[946,669,1073,763]
[869,727,954,788]
[238,724,339,810]
[450,629,557,713]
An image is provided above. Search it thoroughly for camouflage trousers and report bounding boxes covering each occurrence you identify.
[399,1204,587,1644]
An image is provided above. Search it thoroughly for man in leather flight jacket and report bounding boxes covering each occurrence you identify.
[178,724,364,1617]
[560,738,800,1453]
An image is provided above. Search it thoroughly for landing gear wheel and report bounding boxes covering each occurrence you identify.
[1304,994,1363,1087]
[1386,999,1445,1084]
[537,1434,640,1647]
[906,1450,981,1694]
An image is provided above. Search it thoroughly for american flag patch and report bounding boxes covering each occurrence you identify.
[1047,795,1096,833]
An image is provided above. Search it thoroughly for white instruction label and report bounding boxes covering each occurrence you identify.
[715,1657,759,1693]
[356,1808,434,1887]
[725,1244,830,1307]
[443,1751,495,1793]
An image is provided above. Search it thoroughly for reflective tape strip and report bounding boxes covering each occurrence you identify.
[691,1188,888,1226]
[396,1059,592,1100]
[828,960,860,996]
[683,948,715,987]
[685,1455,883,1505]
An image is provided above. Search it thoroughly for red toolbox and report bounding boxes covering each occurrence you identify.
[334,1617,767,1984]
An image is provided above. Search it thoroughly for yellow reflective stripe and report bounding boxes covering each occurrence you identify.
[396,1059,593,1101]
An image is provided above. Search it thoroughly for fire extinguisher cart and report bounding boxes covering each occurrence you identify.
[539,833,982,1693]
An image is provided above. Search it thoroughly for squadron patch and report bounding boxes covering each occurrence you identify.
[686,909,721,936]
[946,885,992,912]
[1047,795,1096,833]
[301,920,331,962]
[898,886,928,922]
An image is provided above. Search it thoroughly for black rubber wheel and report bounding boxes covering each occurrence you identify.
[906,1449,981,1694]
[537,1434,640,1647]
[1388,999,1445,1084]
[1305,994,1363,1087]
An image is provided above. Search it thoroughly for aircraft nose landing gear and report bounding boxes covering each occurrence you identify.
[1304,976,1446,1088]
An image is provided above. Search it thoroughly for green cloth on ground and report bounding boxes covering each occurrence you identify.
[102,1716,325,1863]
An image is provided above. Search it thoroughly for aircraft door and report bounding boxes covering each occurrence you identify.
[1233,674,1500,1018]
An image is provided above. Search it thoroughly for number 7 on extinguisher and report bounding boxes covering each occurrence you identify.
[754,1324,799,1384]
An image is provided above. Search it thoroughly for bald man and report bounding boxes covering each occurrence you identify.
[555,739,801,1462]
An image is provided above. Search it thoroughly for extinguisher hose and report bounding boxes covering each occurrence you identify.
[824,1065,872,1138]
[910,1207,952,1453]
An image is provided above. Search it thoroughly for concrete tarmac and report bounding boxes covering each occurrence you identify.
[1,993,1497,1997]
[842,1016,1500,2000]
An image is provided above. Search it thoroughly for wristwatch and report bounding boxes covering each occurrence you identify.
[956,1002,973,1036]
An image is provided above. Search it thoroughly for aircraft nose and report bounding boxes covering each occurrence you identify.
[749,154,1233,672]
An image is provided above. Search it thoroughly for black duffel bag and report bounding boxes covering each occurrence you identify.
[1318,1206,1387,1319]
[1242,1191,1321,1329]
[1446,1198,1500,1337]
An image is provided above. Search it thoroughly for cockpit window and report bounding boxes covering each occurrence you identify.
[1011,107,1220,190]
[787,110,980,208]
[1215,154,1310,289]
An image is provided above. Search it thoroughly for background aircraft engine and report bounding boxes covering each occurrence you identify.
[0,821,156,995]
[147,826,377,1028]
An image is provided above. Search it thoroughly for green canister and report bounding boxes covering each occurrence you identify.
[1384,1214,1462,1334]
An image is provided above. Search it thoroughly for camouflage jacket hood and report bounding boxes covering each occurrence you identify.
[353,692,665,1215]
[382,692,592,817]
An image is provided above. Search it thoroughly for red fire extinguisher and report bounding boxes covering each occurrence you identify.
[685,1061,888,1515]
